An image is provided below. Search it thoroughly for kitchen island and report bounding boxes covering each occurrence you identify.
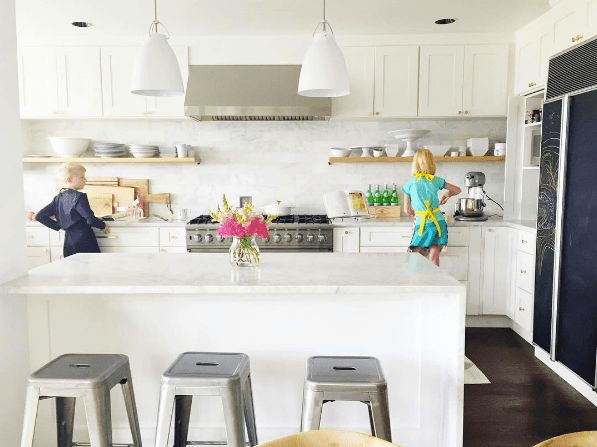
[5,252,465,447]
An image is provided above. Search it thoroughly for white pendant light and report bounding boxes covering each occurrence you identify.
[298,0,349,98]
[131,0,184,97]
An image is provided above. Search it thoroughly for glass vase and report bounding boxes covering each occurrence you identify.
[229,235,260,267]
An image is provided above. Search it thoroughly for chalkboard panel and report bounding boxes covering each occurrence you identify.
[533,99,562,354]
[556,88,597,386]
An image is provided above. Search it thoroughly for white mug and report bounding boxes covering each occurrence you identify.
[176,144,188,158]
[177,208,188,220]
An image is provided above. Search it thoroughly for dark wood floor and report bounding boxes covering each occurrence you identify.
[464,328,597,447]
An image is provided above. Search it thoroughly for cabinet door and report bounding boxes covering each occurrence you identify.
[27,247,51,269]
[26,227,50,247]
[56,47,102,117]
[462,45,508,116]
[481,227,512,314]
[360,227,412,247]
[333,228,360,253]
[588,0,597,36]
[373,46,419,117]
[100,47,148,117]
[159,227,186,247]
[439,246,468,281]
[418,45,464,116]
[332,47,375,118]
[515,287,534,332]
[94,227,159,247]
[515,26,553,95]
[550,2,584,54]
[146,46,188,117]
[516,251,535,295]
[18,47,58,117]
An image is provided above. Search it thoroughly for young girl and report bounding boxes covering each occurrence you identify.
[33,163,109,258]
[402,149,461,266]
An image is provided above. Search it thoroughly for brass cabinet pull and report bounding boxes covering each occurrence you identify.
[521,239,527,243]
[27,234,34,239]
[464,110,469,114]
[528,82,537,87]
[488,229,494,232]
[369,111,373,116]
[401,235,410,238]
[345,231,349,235]
[170,235,177,240]
[520,269,527,274]
[572,35,584,42]
[375,112,380,115]
[519,306,525,311]
[43,249,48,253]
[458,110,463,115]
[160,249,166,252]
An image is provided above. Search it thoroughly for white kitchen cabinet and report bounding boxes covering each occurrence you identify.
[419,45,508,117]
[94,226,159,248]
[332,46,419,118]
[549,1,587,55]
[159,227,187,253]
[481,227,512,315]
[360,227,412,249]
[514,27,552,95]
[26,226,50,247]
[511,229,536,340]
[18,46,102,118]
[101,46,188,117]
[333,227,360,253]
[26,227,51,269]
[26,247,51,270]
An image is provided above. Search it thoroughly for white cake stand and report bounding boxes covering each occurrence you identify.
[388,129,430,157]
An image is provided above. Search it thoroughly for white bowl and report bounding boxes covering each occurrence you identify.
[388,129,430,141]
[48,137,91,157]
[423,145,452,156]
[330,147,351,157]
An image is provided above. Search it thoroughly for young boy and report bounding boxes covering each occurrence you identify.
[34,163,109,258]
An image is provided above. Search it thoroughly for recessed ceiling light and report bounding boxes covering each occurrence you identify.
[72,21,92,28]
[435,18,457,25]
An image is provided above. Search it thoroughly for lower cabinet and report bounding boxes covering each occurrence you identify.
[333,227,360,253]
[512,229,536,338]
[159,227,187,253]
[481,227,512,314]
[26,246,51,269]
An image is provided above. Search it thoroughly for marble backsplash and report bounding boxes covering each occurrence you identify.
[21,118,507,217]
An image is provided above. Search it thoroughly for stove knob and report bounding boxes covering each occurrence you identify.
[273,234,282,243]
[205,234,214,243]
[193,233,203,242]
[318,234,327,243]
[306,233,315,243]
[296,233,304,242]
[216,235,224,242]
[284,233,292,242]
[264,236,270,243]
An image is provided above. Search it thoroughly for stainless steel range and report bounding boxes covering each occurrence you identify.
[186,215,333,252]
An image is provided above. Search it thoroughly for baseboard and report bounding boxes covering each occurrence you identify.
[535,347,597,408]
[466,315,512,328]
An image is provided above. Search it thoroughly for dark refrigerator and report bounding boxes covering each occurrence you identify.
[533,35,597,388]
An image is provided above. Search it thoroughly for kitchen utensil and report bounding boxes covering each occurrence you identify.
[457,198,485,217]
[177,208,189,220]
[330,147,350,157]
[263,201,293,215]
[388,129,430,157]
[48,137,91,157]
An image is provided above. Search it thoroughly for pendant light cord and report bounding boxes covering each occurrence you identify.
[148,0,171,38]
[313,0,334,36]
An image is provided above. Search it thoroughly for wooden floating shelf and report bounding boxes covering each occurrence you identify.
[23,157,200,164]
[328,156,506,164]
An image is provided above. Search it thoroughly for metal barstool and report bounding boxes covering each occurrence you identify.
[154,352,258,447]
[300,356,392,442]
[20,353,142,447]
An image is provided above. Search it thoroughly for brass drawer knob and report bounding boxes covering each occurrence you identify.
[519,306,525,311]
[520,269,527,274]
[464,110,469,114]
[375,112,380,115]
[521,239,527,243]
[345,231,349,235]
[170,235,177,240]
[160,249,166,252]
[458,110,463,115]
[528,82,536,87]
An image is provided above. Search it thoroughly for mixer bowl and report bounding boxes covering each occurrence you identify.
[457,198,485,217]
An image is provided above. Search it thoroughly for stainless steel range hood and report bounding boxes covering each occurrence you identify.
[184,65,332,121]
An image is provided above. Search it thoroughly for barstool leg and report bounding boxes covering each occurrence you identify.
[242,374,258,446]
[20,387,40,447]
[221,386,246,447]
[300,389,323,432]
[155,385,176,447]
[369,392,392,442]
[121,370,143,447]
[56,397,76,447]
[174,395,193,447]
[84,386,112,447]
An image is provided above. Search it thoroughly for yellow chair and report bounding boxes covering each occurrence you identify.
[533,431,597,446]
[256,430,402,447]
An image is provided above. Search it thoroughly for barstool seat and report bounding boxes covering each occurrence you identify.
[533,431,597,446]
[300,356,392,442]
[21,353,142,447]
[154,352,258,447]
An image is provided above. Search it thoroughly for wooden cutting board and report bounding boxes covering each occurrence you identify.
[82,185,135,210]
[87,193,113,217]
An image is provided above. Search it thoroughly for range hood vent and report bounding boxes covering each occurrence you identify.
[184,65,332,121]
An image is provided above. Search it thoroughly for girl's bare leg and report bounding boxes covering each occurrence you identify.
[428,245,442,266]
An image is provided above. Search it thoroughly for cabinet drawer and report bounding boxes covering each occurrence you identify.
[515,287,534,332]
[159,227,186,247]
[447,227,469,246]
[516,251,535,293]
[26,227,50,246]
[359,246,408,253]
[159,246,187,253]
[440,246,468,281]
[360,227,412,247]
[93,227,159,247]
[27,246,51,269]
[517,230,536,255]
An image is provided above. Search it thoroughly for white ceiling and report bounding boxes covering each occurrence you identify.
[16,0,550,38]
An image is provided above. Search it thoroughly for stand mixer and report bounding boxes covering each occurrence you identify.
[454,172,490,221]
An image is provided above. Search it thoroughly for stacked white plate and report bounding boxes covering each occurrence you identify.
[129,144,159,158]
[93,142,127,158]
[159,147,177,158]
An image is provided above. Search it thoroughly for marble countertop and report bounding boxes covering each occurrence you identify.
[4,252,464,295]
[26,216,187,227]
[332,215,537,231]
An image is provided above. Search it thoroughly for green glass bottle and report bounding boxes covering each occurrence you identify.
[366,184,374,205]
[382,183,390,206]
[390,183,399,206]
[373,184,381,205]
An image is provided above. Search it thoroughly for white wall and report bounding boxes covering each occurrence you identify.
[0,0,30,444]
[22,118,507,218]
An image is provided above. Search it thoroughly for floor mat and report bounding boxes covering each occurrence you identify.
[464,356,490,384]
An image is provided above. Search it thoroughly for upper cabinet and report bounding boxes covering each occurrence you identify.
[101,46,188,118]
[419,45,509,117]
[18,46,103,118]
[332,46,419,118]
[515,25,552,95]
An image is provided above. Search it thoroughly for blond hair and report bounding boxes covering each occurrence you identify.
[411,149,436,175]
[56,162,85,188]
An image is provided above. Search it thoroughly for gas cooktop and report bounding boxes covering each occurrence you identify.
[188,214,331,226]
